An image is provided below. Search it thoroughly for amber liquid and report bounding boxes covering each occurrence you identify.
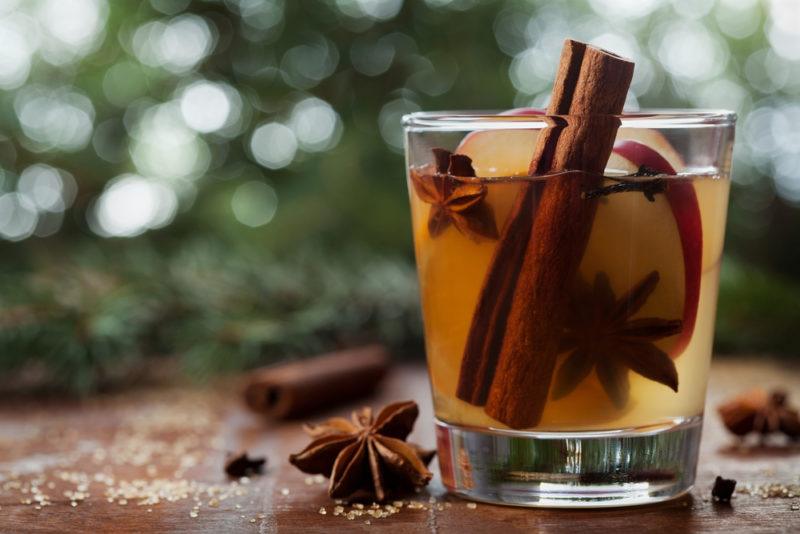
[409,172,730,431]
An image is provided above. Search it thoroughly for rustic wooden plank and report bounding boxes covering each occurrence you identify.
[1,358,798,533]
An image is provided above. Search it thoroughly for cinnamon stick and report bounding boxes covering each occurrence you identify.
[243,345,390,419]
[457,40,633,428]
[456,190,535,404]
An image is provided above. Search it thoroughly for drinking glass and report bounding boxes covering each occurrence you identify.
[403,110,735,507]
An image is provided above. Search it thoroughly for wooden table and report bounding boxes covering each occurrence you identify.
[1,358,798,533]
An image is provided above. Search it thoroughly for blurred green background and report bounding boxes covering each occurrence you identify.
[0,0,798,392]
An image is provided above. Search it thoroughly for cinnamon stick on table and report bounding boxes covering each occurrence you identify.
[243,345,390,419]
[457,40,634,429]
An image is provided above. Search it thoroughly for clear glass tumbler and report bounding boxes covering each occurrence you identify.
[403,110,735,507]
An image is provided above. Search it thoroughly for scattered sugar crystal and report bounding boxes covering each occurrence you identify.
[280,488,290,496]
[466,502,477,509]
[318,507,326,515]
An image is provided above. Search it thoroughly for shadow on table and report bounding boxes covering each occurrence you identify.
[717,442,800,458]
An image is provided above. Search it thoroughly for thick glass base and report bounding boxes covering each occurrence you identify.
[435,416,702,508]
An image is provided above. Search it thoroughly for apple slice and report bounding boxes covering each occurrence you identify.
[609,139,702,356]
[456,108,543,177]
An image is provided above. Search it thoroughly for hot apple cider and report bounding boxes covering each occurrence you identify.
[408,132,730,432]
[404,38,733,507]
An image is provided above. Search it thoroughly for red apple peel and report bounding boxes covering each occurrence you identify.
[612,139,702,356]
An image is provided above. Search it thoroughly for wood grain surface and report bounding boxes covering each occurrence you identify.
[1,358,798,533]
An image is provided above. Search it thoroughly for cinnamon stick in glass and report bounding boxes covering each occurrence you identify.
[243,345,390,419]
[457,40,634,428]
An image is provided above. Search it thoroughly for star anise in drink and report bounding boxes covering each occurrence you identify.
[409,148,498,242]
[288,400,434,501]
[552,270,683,408]
[717,389,800,441]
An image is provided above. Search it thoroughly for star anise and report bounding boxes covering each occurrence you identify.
[552,270,683,408]
[288,401,434,501]
[717,389,800,441]
[409,148,498,242]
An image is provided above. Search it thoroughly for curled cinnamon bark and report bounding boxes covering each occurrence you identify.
[457,40,634,428]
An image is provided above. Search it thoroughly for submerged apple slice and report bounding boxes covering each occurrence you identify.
[609,139,702,356]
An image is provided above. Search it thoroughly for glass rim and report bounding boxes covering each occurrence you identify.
[403,109,737,130]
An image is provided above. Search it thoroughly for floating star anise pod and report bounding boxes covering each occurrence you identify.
[552,270,682,408]
[288,401,434,501]
[717,389,800,441]
[409,148,498,242]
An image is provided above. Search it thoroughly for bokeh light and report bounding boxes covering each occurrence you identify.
[656,22,728,82]
[179,80,242,134]
[231,180,278,227]
[14,85,95,152]
[715,0,761,39]
[288,97,342,152]
[335,0,403,21]
[90,174,178,237]
[129,102,211,180]
[36,0,108,65]
[0,192,37,241]
[249,122,297,169]
[17,164,77,213]
[379,97,419,152]
[132,14,216,74]
[767,0,800,61]
[588,0,662,20]
[280,35,339,90]
[350,35,395,76]
[151,0,191,15]
[0,13,37,89]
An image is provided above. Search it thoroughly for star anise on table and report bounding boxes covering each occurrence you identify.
[717,389,800,441]
[552,270,683,408]
[409,148,498,242]
[288,400,435,501]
